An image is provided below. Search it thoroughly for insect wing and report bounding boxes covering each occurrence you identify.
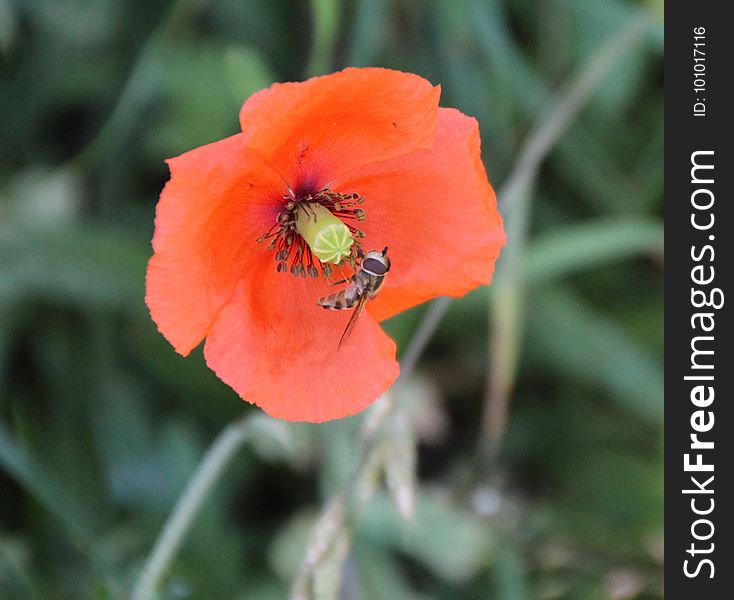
[338,293,369,347]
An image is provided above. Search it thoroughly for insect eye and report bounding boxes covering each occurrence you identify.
[362,257,388,275]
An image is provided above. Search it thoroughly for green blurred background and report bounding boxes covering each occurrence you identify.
[0,0,663,598]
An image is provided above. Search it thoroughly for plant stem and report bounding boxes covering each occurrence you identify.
[397,296,453,384]
[305,0,341,77]
[479,12,652,461]
[347,296,454,496]
[290,296,452,599]
[131,416,253,600]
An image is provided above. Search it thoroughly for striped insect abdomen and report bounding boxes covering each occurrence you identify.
[318,281,362,310]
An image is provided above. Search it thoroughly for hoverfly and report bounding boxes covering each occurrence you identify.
[318,247,391,347]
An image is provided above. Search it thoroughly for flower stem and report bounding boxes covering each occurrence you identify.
[290,296,452,598]
[397,296,453,382]
[131,416,254,600]
[479,12,652,462]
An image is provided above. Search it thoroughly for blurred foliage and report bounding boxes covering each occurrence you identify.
[1,0,662,599]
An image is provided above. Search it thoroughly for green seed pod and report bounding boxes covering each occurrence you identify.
[294,203,354,264]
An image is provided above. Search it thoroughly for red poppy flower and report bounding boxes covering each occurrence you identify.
[146,67,505,422]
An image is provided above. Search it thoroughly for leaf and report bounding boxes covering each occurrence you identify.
[491,538,529,600]
[148,40,244,157]
[89,371,159,507]
[354,542,425,600]
[0,225,148,313]
[269,511,315,580]
[305,0,341,76]
[0,0,18,56]
[471,0,546,117]
[246,414,296,463]
[360,491,493,582]
[526,286,663,423]
[523,217,663,285]
[0,423,95,544]
[346,0,389,66]
[0,535,37,600]
[224,45,275,105]
[317,419,362,498]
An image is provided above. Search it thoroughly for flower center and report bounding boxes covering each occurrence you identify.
[257,188,366,278]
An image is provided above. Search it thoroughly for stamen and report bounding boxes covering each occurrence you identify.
[257,188,367,278]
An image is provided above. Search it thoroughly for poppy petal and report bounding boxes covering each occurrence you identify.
[333,108,505,322]
[238,67,441,192]
[203,270,399,422]
[146,134,286,355]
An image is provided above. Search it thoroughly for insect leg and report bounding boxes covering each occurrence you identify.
[330,261,353,286]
